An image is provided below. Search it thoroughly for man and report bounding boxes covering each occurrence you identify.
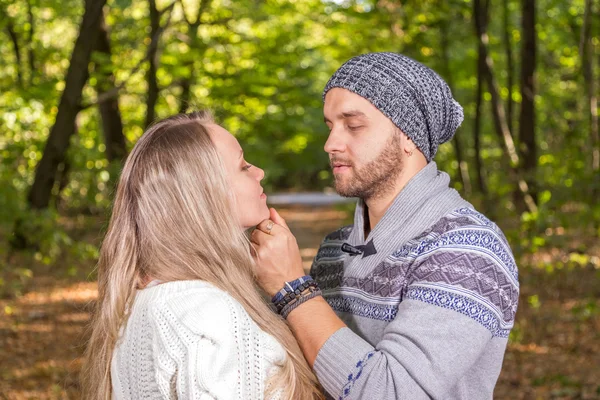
[252,52,518,399]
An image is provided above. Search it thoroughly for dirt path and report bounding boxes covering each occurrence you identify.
[1,206,599,399]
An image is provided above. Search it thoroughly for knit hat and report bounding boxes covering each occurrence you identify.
[323,52,464,161]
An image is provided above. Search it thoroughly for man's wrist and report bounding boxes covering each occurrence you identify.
[271,275,323,318]
[262,273,304,297]
[280,286,322,318]
[271,275,313,303]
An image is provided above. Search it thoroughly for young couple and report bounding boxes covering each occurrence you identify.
[82,53,519,399]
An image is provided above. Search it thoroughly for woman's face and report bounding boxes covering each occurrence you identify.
[208,124,270,229]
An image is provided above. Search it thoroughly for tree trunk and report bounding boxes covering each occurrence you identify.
[518,0,537,202]
[3,13,23,87]
[144,0,176,126]
[53,125,74,210]
[178,0,212,114]
[145,0,161,127]
[595,38,600,198]
[438,5,472,195]
[27,0,36,85]
[474,35,488,196]
[27,0,106,209]
[474,0,538,213]
[452,122,472,194]
[94,14,127,162]
[582,0,600,196]
[503,0,515,135]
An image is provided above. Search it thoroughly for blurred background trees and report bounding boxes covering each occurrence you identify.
[0,0,598,296]
[1,1,599,397]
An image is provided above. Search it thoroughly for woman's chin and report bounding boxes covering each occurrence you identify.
[261,204,271,219]
[242,206,271,230]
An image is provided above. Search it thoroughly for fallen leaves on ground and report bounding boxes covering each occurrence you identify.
[1,206,599,399]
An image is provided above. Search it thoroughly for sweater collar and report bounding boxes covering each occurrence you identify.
[345,162,470,276]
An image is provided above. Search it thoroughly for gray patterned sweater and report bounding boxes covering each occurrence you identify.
[310,162,519,400]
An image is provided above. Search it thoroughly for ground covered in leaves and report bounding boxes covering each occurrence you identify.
[1,206,599,399]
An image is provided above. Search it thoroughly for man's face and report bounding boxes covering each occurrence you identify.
[323,88,404,200]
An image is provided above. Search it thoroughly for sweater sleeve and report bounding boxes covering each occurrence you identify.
[313,227,519,400]
[150,287,282,400]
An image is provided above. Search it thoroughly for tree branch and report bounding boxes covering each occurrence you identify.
[27,0,35,85]
[473,0,538,214]
[1,6,23,87]
[79,1,176,111]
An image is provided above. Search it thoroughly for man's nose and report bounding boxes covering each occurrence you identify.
[324,128,346,154]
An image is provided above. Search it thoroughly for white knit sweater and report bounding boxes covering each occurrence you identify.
[110,280,287,399]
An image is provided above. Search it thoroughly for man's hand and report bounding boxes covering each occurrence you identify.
[252,208,347,367]
[251,208,306,297]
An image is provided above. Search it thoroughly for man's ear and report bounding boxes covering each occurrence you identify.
[399,131,417,156]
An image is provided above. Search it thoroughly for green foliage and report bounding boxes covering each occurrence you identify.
[0,0,599,298]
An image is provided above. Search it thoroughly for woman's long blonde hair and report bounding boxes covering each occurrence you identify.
[81,111,321,399]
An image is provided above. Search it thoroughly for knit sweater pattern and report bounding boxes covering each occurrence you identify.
[310,162,519,400]
[110,280,286,399]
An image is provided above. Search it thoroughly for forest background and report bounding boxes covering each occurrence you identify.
[0,0,599,398]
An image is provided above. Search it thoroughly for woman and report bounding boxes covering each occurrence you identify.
[81,111,321,399]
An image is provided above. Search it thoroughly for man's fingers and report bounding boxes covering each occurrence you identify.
[249,232,260,246]
[251,227,269,244]
[251,227,281,250]
[270,208,290,230]
[256,218,284,236]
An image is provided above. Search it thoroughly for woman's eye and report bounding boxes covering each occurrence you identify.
[348,125,363,131]
[242,163,252,171]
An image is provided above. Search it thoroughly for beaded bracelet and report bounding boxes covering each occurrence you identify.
[271,275,313,304]
[280,287,322,319]
[273,281,320,313]
[271,276,322,314]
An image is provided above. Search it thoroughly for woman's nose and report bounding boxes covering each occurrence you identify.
[255,166,265,181]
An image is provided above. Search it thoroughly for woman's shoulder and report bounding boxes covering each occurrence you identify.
[139,280,255,340]
[139,279,224,298]
[134,280,287,380]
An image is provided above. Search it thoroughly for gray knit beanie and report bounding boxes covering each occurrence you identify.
[323,52,464,161]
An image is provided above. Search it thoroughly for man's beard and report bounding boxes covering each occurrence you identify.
[330,132,403,200]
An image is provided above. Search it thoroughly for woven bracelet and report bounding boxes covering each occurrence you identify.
[272,275,313,304]
[280,288,323,319]
[274,281,320,313]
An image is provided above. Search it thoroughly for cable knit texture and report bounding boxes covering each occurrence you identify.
[111,280,286,399]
